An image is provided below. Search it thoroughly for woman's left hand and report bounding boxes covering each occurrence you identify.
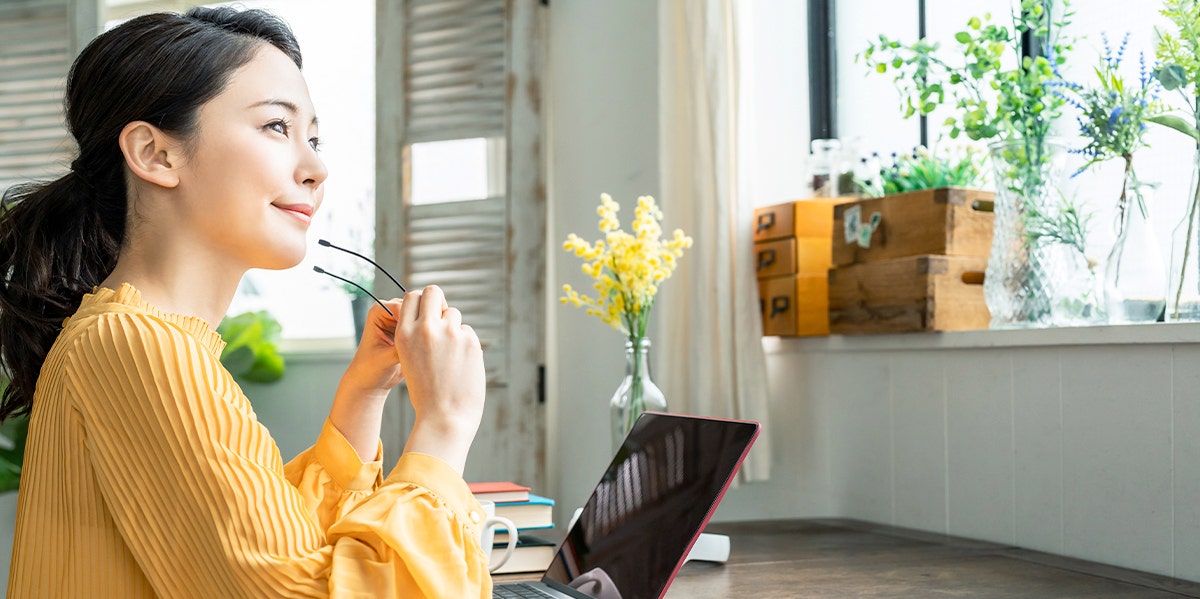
[340,298,406,400]
[328,298,405,460]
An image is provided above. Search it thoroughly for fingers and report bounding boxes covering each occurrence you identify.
[397,288,423,324]
[460,323,482,350]
[375,298,402,321]
[444,307,463,329]
[418,285,448,322]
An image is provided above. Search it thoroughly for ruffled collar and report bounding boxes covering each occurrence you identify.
[67,283,226,355]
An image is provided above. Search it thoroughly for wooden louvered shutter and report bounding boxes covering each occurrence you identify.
[376,0,545,487]
[0,0,97,192]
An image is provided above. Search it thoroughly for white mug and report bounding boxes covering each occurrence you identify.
[479,500,518,573]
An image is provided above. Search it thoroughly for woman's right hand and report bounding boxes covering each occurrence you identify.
[393,285,485,474]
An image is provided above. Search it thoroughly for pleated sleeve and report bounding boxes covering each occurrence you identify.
[65,310,491,598]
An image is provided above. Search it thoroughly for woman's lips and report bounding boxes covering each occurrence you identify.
[275,203,313,224]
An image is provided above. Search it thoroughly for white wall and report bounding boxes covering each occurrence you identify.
[744,332,1200,583]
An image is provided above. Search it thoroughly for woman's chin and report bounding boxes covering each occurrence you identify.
[254,243,307,271]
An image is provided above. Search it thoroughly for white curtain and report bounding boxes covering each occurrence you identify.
[657,0,770,481]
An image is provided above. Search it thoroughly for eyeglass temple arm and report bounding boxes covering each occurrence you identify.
[312,266,393,316]
[318,239,407,293]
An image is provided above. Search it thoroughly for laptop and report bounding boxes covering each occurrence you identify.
[493,411,761,599]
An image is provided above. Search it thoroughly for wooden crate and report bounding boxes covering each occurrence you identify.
[753,197,859,243]
[828,255,990,334]
[759,274,828,337]
[830,187,994,267]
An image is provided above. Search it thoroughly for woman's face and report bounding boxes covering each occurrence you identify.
[174,44,327,271]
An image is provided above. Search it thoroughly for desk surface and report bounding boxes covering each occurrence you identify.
[645,519,1200,598]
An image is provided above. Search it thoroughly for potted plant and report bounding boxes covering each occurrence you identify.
[216,310,287,384]
[855,145,987,198]
[1053,32,1167,323]
[862,0,1095,327]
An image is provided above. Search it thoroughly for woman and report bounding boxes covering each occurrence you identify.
[0,7,489,598]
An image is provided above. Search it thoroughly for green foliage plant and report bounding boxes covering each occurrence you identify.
[861,1,1075,227]
[217,311,286,384]
[1054,33,1163,224]
[0,376,24,493]
[1152,0,1200,317]
[861,0,1073,144]
[856,145,987,198]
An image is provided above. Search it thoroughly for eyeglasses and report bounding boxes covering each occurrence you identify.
[313,238,405,316]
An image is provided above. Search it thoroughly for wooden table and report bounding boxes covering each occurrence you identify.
[660,519,1200,598]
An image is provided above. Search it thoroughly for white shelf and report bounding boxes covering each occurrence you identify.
[763,321,1200,353]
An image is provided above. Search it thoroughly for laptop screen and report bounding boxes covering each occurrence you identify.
[542,412,759,599]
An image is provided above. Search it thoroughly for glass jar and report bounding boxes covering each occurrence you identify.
[810,139,842,198]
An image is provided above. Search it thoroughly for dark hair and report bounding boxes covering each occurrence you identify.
[0,7,302,421]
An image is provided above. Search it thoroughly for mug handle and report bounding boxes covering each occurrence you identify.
[486,515,518,573]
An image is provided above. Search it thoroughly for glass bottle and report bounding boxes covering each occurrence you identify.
[1105,179,1166,323]
[610,337,667,453]
[810,139,842,198]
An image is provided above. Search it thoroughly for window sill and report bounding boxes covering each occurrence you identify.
[762,322,1200,354]
[277,337,356,363]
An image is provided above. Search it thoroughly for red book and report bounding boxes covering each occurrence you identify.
[468,481,531,503]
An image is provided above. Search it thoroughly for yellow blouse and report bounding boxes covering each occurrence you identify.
[8,284,491,598]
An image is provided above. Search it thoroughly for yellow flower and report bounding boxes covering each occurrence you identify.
[559,193,692,337]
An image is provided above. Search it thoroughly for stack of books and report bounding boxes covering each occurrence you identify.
[469,481,557,575]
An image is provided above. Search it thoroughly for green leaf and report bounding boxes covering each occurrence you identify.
[955,31,972,44]
[0,410,28,493]
[221,345,256,375]
[1154,64,1190,91]
[216,311,287,384]
[876,63,887,73]
[968,17,981,30]
[1147,114,1200,142]
[243,348,286,384]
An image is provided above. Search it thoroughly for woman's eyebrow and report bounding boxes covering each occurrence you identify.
[248,98,319,125]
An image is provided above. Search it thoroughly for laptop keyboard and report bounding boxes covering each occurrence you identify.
[493,582,557,598]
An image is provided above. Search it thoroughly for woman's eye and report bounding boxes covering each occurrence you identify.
[266,120,290,136]
[308,137,322,151]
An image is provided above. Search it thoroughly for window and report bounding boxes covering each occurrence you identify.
[375,0,546,487]
[821,1,1188,290]
[410,137,505,205]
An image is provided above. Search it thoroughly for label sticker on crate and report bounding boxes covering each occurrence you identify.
[843,205,882,249]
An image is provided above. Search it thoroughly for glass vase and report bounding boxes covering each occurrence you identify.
[1105,178,1166,323]
[1168,149,1200,322]
[985,138,1083,328]
[610,337,666,452]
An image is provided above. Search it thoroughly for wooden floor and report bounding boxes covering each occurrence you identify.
[665,519,1200,598]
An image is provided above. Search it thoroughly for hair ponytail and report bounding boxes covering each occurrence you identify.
[0,6,302,421]
[0,170,124,420]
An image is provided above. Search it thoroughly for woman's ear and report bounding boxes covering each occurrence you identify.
[117,121,182,188]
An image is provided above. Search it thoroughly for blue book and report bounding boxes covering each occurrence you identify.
[494,493,554,529]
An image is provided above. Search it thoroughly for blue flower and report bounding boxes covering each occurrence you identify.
[1115,32,1130,68]
[1109,106,1124,129]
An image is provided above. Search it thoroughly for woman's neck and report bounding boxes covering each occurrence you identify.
[99,241,245,330]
